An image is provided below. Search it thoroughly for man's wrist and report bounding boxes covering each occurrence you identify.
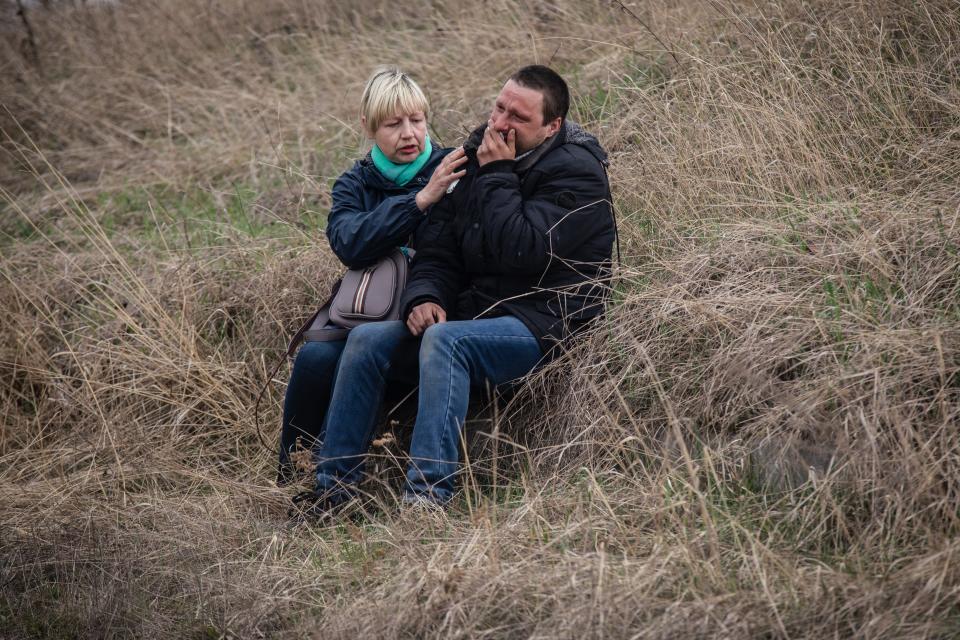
[403,295,443,320]
[476,159,515,176]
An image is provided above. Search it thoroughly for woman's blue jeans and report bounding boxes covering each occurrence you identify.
[315,316,544,504]
[278,332,419,475]
[278,339,346,472]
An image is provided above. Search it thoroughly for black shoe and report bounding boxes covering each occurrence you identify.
[276,462,298,487]
[288,489,353,522]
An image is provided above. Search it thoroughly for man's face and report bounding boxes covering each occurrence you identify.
[489,80,561,154]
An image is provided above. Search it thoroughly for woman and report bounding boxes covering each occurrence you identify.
[277,67,467,485]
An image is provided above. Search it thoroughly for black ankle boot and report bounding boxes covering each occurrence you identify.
[276,461,297,487]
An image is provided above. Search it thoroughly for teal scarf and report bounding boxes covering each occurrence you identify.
[371,136,432,186]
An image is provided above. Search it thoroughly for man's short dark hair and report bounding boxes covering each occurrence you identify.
[509,65,570,124]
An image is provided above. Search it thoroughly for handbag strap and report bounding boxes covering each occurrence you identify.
[254,280,345,456]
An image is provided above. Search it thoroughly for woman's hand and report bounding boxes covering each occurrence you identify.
[406,302,447,335]
[415,147,468,211]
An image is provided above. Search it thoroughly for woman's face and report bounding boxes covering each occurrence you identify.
[368,110,428,163]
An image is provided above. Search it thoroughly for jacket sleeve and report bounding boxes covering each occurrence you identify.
[472,147,611,274]
[400,194,467,319]
[325,171,426,269]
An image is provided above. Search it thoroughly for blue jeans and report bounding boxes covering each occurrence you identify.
[315,316,544,504]
[278,339,346,471]
[279,333,420,476]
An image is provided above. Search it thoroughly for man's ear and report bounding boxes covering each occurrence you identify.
[545,117,562,138]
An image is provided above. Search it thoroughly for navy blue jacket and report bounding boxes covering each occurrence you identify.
[401,122,615,357]
[326,145,450,269]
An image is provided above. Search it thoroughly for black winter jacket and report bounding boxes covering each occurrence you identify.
[401,121,614,357]
[326,145,450,269]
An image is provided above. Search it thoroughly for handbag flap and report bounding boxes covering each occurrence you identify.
[331,255,398,321]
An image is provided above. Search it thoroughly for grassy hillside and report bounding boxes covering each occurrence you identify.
[1,0,959,637]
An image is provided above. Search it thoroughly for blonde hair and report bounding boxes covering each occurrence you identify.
[359,66,430,134]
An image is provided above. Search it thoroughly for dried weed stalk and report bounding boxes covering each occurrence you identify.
[1,0,959,637]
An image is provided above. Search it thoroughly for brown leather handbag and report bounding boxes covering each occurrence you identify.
[301,246,412,342]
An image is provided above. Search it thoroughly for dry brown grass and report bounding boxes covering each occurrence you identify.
[1,0,959,637]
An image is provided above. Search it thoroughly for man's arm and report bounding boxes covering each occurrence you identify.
[400,191,468,332]
[473,146,612,274]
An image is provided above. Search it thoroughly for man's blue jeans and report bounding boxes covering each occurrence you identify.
[315,316,544,504]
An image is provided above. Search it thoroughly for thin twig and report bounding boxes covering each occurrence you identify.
[15,0,40,67]
[610,0,680,66]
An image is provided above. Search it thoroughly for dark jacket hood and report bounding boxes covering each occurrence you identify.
[463,120,608,168]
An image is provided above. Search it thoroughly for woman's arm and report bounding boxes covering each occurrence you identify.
[325,171,424,269]
[324,150,465,269]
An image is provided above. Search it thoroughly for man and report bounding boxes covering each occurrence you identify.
[292,65,614,516]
